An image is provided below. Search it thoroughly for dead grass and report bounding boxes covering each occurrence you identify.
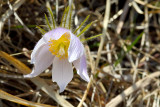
[0,0,160,107]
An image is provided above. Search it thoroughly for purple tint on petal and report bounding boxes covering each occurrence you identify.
[52,57,73,93]
[24,44,54,78]
[73,53,89,82]
[43,27,71,42]
[31,38,46,64]
[68,32,84,62]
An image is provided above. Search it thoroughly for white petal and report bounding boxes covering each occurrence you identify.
[24,44,54,77]
[73,53,89,82]
[52,57,73,92]
[68,33,84,62]
[31,38,46,64]
[43,27,71,42]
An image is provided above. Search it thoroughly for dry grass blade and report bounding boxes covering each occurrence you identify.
[132,1,143,14]
[105,71,160,107]
[135,0,160,9]
[77,46,96,107]
[1,0,160,106]
[0,0,26,38]
[7,1,34,36]
[31,78,74,107]
[116,0,131,35]
[0,51,73,107]
[0,90,55,107]
[96,0,111,67]
[0,51,31,74]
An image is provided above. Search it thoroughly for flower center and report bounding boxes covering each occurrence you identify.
[48,32,70,59]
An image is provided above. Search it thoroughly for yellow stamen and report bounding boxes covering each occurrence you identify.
[48,32,70,59]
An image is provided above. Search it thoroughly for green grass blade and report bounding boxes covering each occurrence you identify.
[10,25,36,29]
[68,4,73,29]
[36,25,46,35]
[114,32,144,67]
[73,15,90,34]
[44,14,52,30]
[114,51,124,67]
[81,34,102,42]
[47,7,56,29]
[127,32,143,52]
[77,21,93,37]
[63,6,69,28]
[60,7,67,27]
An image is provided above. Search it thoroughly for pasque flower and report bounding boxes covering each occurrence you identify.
[24,27,89,92]
[24,5,101,92]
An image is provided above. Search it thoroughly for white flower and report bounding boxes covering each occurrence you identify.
[24,27,90,92]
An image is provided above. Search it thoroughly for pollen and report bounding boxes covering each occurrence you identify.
[48,32,70,59]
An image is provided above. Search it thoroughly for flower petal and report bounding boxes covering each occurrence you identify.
[24,44,54,78]
[43,27,71,42]
[31,38,46,64]
[68,33,84,62]
[73,53,89,82]
[52,57,73,92]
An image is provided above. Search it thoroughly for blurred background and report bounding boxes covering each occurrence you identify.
[0,0,160,107]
